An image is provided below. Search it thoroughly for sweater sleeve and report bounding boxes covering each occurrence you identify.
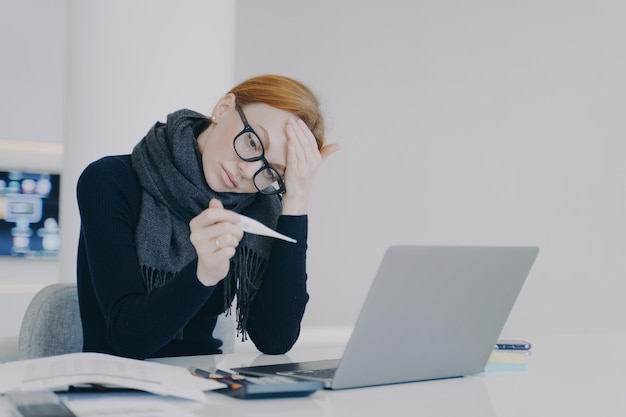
[245,215,309,354]
[77,156,217,359]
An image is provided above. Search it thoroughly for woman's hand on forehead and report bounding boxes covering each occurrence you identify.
[281,118,340,214]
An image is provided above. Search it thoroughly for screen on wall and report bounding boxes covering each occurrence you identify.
[0,170,60,259]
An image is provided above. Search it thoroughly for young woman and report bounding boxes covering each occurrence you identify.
[76,75,340,359]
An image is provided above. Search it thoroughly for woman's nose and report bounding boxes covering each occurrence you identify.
[238,159,263,179]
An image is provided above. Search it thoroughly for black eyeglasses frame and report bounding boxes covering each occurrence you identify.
[232,104,286,195]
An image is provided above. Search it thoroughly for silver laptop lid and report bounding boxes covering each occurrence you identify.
[331,245,538,389]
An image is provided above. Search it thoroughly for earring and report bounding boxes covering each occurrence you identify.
[211,115,217,124]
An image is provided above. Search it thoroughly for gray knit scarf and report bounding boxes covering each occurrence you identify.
[131,109,281,339]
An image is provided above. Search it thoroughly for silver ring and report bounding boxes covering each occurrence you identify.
[215,238,220,249]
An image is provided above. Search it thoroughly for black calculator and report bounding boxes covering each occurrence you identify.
[215,374,323,399]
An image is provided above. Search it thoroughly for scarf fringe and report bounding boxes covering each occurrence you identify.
[142,265,175,292]
[224,245,267,341]
[142,244,269,343]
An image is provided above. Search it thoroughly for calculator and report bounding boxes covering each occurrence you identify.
[215,374,324,399]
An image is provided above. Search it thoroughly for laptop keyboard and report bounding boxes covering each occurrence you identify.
[282,367,337,380]
[242,375,303,384]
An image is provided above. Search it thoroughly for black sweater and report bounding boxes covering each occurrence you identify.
[76,155,309,359]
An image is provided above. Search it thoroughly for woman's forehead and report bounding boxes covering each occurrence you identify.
[242,103,293,148]
[242,102,294,127]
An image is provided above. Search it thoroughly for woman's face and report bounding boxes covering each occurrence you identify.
[198,97,292,194]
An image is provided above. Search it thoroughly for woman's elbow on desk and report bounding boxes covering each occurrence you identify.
[248,328,300,355]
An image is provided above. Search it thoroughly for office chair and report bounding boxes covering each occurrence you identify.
[17,283,235,360]
[18,283,82,360]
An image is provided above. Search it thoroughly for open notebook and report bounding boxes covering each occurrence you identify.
[232,245,539,389]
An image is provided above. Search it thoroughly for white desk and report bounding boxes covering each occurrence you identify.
[2,332,626,417]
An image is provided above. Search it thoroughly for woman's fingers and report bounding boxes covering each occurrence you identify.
[189,199,244,286]
[287,119,320,164]
[190,198,239,230]
[320,142,342,160]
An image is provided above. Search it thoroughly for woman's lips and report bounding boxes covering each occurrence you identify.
[222,166,238,189]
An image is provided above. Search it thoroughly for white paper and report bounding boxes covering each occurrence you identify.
[0,352,222,403]
[237,214,297,243]
[59,392,209,417]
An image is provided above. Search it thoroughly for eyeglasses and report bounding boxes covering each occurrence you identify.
[233,104,286,195]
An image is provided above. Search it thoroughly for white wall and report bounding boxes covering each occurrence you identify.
[0,1,67,143]
[235,0,626,337]
[0,0,67,337]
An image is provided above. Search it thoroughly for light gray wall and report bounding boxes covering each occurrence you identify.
[0,0,67,143]
[235,0,626,337]
[0,0,67,337]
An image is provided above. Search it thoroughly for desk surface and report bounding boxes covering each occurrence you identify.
[2,332,626,417]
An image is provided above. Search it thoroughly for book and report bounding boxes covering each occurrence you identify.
[0,352,222,402]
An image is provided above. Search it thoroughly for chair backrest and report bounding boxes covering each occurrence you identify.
[18,283,235,360]
[18,283,82,360]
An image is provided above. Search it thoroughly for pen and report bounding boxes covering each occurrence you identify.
[190,367,245,389]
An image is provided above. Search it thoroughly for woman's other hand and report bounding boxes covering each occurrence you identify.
[189,198,244,286]
[282,118,341,214]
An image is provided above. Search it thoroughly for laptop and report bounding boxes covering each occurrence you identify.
[232,245,539,390]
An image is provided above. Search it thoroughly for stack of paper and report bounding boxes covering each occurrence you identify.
[0,352,222,402]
